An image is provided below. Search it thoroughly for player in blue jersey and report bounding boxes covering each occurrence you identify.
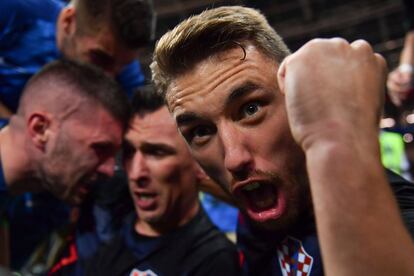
[152,6,414,276]
[0,0,154,116]
[0,60,129,268]
[83,86,239,276]
[0,0,155,268]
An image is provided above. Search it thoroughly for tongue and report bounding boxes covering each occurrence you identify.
[247,184,277,211]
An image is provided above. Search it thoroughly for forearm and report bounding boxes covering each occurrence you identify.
[400,31,414,66]
[306,137,414,276]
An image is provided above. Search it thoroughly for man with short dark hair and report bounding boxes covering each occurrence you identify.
[0,59,129,267]
[0,0,154,267]
[2,58,129,204]
[84,86,240,276]
[152,6,414,275]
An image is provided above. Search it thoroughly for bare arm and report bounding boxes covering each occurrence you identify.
[387,31,414,106]
[278,38,414,275]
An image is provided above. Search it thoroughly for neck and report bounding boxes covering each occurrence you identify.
[135,201,200,237]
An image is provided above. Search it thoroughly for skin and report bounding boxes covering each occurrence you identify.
[278,38,414,275]
[56,7,139,76]
[38,105,123,205]
[124,108,201,237]
[165,37,414,275]
[0,99,123,206]
[0,6,140,119]
[387,30,414,106]
[167,45,310,231]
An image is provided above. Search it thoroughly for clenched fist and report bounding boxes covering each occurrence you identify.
[277,38,387,152]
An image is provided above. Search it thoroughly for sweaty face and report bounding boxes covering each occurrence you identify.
[60,24,138,76]
[168,45,310,230]
[124,108,199,233]
[41,106,123,205]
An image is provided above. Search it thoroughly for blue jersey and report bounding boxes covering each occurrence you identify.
[0,0,144,113]
[237,214,323,276]
[83,208,240,276]
[236,169,414,276]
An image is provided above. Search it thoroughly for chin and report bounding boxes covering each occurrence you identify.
[246,208,298,234]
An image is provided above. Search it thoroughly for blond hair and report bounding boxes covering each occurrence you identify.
[152,6,290,97]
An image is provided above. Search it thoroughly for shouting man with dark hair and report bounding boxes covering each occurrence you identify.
[84,86,240,276]
[1,59,128,206]
[0,0,155,268]
[0,59,129,269]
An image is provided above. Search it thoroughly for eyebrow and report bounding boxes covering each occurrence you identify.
[175,82,261,127]
[225,81,260,106]
[123,140,175,152]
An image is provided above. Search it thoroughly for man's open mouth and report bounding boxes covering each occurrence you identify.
[234,181,286,223]
[135,192,158,210]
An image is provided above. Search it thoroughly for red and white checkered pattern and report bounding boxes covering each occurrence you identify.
[277,236,313,276]
[129,268,158,276]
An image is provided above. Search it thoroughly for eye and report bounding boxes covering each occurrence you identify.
[92,143,115,159]
[241,101,261,118]
[194,125,214,138]
[184,124,215,146]
[148,148,169,157]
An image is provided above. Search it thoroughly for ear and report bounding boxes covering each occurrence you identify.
[56,6,76,42]
[27,113,51,149]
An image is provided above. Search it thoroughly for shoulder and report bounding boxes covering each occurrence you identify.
[386,169,414,238]
[180,208,240,275]
[83,234,135,276]
[116,61,145,97]
[0,0,63,23]
[190,247,241,276]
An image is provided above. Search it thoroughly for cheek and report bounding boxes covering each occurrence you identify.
[192,139,224,173]
[149,159,181,184]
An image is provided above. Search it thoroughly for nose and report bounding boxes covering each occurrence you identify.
[126,151,150,184]
[97,156,116,178]
[220,124,254,181]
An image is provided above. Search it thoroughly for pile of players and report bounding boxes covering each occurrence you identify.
[0,0,413,275]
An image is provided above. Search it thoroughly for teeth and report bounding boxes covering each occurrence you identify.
[242,182,260,192]
[139,194,154,200]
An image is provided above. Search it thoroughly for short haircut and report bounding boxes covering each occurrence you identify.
[19,59,131,128]
[72,0,155,49]
[152,6,291,97]
[131,85,165,116]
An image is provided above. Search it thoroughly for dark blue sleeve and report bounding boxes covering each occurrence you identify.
[0,0,63,33]
[116,60,145,98]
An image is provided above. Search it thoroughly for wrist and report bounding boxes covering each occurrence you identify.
[301,122,380,162]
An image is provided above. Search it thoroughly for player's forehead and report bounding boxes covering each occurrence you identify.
[166,45,278,121]
[126,109,180,145]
